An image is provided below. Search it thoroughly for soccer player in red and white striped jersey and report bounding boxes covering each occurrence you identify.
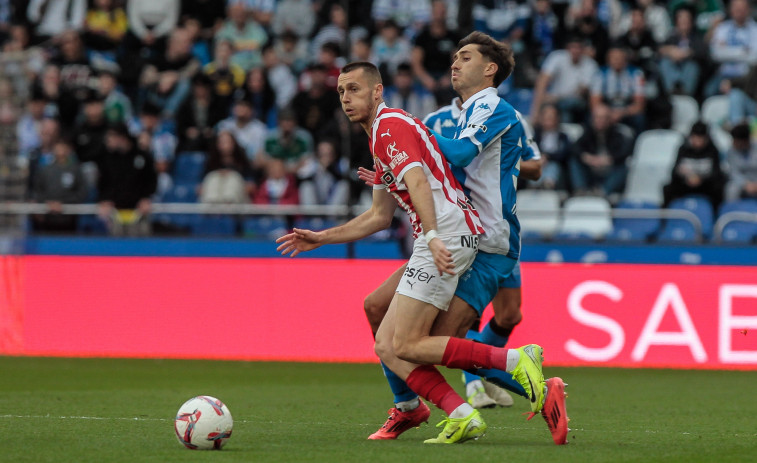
[278,62,544,444]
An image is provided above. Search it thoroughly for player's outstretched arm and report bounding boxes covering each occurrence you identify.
[402,166,455,276]
[275,188,397,257]
[519,158,543,181]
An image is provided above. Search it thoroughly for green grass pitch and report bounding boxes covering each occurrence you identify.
[1,357,756,462]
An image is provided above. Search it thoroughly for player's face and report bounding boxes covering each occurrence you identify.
[337,69,379,124]
[451,44,494,95]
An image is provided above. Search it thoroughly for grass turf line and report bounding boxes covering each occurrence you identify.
[0,357,756,463]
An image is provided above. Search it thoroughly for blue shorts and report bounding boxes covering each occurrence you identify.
[454,252,519,317]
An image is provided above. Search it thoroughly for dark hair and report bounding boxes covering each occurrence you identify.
[731,123,751,141]
[457,31,514,87]
[690,121,708,137]
[341,61,383,85]
[320,41,342,57]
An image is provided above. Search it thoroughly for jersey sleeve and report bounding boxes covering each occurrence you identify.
[458,100,519,156]
[372,119,423,183]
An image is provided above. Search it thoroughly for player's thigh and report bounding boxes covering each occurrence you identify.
[455,252,518,318]
[431,296,479,338]
[392,294,440,345]
[365,262,406,316]
[374,293,400,357]
[396,235,476,311]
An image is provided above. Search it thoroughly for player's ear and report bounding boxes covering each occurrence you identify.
[485,62,498,80]
[374,83,383,101]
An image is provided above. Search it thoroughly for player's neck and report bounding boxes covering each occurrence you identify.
[361,99,384,135]
[459,84,494,105]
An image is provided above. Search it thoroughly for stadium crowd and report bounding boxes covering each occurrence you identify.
[0,0,756,241]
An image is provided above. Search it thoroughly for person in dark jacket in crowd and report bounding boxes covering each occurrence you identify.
[31,137,88,232]
[663,121,725,209]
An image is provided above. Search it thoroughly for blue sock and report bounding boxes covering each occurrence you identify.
[475,367,527,398]
[380,361,417,404]
[479,320,509,348]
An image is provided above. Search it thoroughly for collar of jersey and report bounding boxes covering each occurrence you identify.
[461,87,497,111]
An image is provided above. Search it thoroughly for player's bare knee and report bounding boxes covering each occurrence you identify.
[391,337,417,363]
[374,336,392,363]
[494,308,522,330]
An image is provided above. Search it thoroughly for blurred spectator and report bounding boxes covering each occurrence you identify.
[272,0,316,39]
[531,35,597,124]
[565,0,610,65]
[298,139,349,206]
[242,67,276,125]
[617,0,671,44]
[569,104,633,196]
[16,89,48,161]
[310,3,347,58]
[35,65,77,126]
[182,17,212,66]
[383,63,437,120]
[96,123,157,233]
[215,1,268,71]
[232,0,275,30]
[180,0,226,42]
[131,102,178,172]
[176,74,223,153]
[411,0,460,95]
[50,30,93,100]
[372,0,431,40]
[706,0,757,97]
[526,0,559,68]
[0,79,20,141]
[204,39,246,114]
[199,130,252,203]
[663,121,725,209]
[274,29,309,75]
[350,36,375,63]
[26,0,86,44]
[31,137,88,232]
[1,24,46,101]
[566,0,622,37]
[27,117,61,185]
[372,20,412,80]
[263,108,315,181]
[262,44,297,110]
[667,0,725,38]
[589,44,646,134]
[72,90,107,164]
[253,157,299,205]
[97,68,133,125]
[472,0,528,43]
[83,0,128,55]
[727,65,757,127]
[140,28,200,118]
[658,6,707,96]
[531,104,572,190]
[725,123,757,202]
[617,7,658,78]
[125,0,179,53]
[217,97,268,168]
[291,64,341,141]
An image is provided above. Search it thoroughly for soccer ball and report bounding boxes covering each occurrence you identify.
[174,395,233,450]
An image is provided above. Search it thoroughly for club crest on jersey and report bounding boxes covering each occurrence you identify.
[467,123,487,133]
[386,141,409,169]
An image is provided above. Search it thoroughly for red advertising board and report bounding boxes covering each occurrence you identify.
[1,256,755,369]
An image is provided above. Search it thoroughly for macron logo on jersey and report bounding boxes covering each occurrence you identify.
[386,141,409,169]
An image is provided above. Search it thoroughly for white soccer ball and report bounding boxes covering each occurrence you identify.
[174,395,233,450]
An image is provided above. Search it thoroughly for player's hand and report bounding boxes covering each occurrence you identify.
[428,237,455,276]
[275,228,323,257]
[357,167,376,187]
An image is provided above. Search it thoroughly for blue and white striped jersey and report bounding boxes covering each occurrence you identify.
[431,87,530,259]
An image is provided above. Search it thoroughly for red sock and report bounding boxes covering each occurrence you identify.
[441,337,496,370]
[405,365,465,415]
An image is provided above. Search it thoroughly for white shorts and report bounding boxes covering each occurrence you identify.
[396,234,479,310]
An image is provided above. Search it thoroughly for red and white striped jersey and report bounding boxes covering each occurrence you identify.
[369,103,484,238]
